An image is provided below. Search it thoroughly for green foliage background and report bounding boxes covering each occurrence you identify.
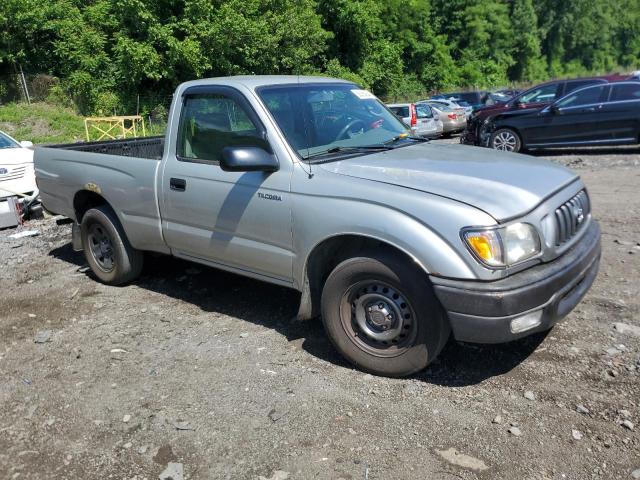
[1,0,638,115]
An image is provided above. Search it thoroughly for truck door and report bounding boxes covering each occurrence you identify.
[160,86,294,284]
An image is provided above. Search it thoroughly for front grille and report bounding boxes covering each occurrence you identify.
[0,166,26,182]
[554,190,590,246]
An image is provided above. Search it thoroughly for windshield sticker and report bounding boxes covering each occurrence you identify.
[351,89,377,100]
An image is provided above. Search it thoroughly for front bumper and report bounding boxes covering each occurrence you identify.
[460,125,478,145]
[431,221,601,343]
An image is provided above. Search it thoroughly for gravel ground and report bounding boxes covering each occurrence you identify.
[1,139,639,480]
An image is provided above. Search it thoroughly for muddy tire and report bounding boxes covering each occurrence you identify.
[80,205,143,285]
[321,252,450,377]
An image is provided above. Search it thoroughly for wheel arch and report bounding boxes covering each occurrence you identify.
[73,190,111,223]
[296,233,431,321]
[491,124,525,149]
[492,123,523,140]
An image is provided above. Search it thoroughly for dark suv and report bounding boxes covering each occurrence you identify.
[461,75,628,146]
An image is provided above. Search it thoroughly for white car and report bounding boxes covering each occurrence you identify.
[387,103,442,138]
[0,131,36,200]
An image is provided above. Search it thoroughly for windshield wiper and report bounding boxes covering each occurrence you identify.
[303,145,393,160]
[302,135,427,160]
[383,135,429,146]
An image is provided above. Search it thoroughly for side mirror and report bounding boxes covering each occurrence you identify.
[549,104,561,115]
[20,140,34,148]
[513,100,525,109]
[220,146,279,173]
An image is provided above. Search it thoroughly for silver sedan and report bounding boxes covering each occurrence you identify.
[420,101,466,135]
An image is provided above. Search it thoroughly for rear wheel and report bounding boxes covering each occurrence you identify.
[321,252,449,377]
[490,128,521,152]
[80,205,143,285]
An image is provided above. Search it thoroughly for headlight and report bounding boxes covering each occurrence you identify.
[463,223,541,268]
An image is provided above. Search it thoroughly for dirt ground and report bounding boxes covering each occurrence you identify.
[1,139,639,480]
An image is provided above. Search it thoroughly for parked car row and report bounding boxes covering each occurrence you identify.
[460,73,640,152]
[429,89,523,117]
[387,101,467,139]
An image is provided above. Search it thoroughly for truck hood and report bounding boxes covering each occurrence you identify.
[318,142,578,221]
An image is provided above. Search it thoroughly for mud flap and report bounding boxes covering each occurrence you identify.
[72,222,83,251]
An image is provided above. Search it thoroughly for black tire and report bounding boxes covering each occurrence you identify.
[490,128,522,152]
[80,205,143,285]
[321,252,450,377]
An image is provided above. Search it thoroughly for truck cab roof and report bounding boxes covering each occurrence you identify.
[178,75,354,90]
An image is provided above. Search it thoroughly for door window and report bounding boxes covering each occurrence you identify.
[519,84,559,105]
[610,83,640,101]
[556,86,605,108]
[390,106,410,117]
[178,94,268,163]
[563,80,603,96]
[416,104,433,119]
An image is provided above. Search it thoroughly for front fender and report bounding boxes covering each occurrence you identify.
[291,191,493,288]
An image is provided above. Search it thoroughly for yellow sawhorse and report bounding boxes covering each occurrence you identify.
[84,116,146,141]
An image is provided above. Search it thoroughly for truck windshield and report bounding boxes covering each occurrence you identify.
[257,83,408,160]
[0,132,19,149]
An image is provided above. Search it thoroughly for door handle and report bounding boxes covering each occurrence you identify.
[170,178,186,191]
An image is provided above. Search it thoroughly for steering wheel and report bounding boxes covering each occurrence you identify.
[336,119,367,141]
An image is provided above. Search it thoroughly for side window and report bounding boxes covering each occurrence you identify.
[178,93,267,163]
[416,104,433,119]
[520,84,559,105]
[610,83,640,101]
[396,107,410,117]
[563,80,601,95]
[556,86,605,108]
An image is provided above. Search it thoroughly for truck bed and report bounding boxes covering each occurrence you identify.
[47,136,164,160]
[34,135,168,254]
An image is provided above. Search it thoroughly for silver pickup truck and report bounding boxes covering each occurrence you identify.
[35,76,601,377]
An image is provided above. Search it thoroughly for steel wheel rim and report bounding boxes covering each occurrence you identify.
[87,224,115,272]
[340,281,418,357]
[493,131,517,151]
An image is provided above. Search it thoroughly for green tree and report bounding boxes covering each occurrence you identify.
[2,0,639,113]
[509,0,546,82]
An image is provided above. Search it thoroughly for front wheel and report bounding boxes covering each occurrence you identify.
[490,128,522,152]
[321,252,450,377]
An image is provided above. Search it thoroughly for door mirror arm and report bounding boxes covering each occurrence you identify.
[549,104,561,115]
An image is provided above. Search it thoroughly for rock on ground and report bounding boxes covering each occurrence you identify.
[435,448,489,472]
[613,322,640,338]
[159,462,183,480]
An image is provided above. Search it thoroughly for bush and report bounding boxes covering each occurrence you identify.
[46,82,74,108]
[94,91,120,117]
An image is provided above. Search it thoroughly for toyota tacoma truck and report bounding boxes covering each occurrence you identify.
[34,76,601,377]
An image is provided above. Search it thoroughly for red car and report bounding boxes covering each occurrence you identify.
[461,74,629,146]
